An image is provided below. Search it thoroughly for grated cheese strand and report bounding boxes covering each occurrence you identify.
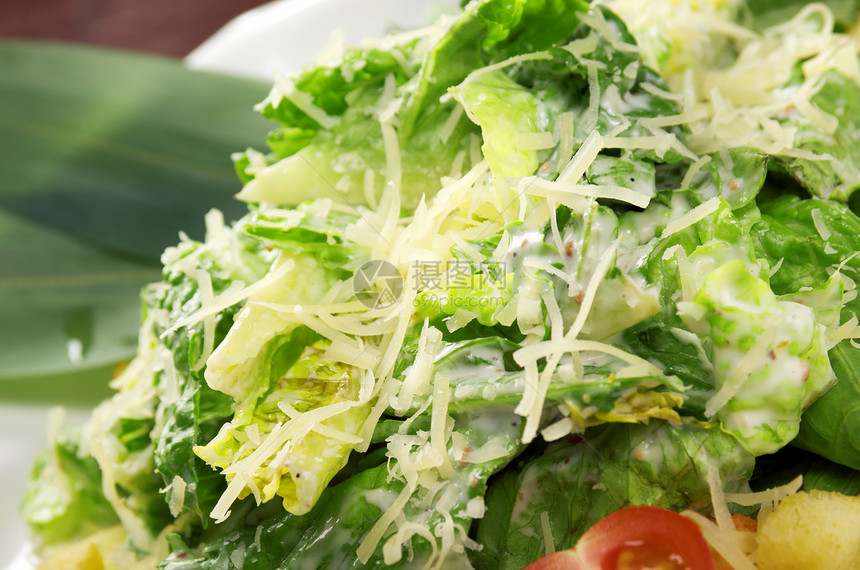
[540,511,555,555]
[724,474,803,507]
[167,475,187,517]
[382,521,438,565]
[706,459,734,531]
[430,372,454,479]
[811,208,832,241]
[567,239,619,340]
[557,111,576,172]
[682,510,757,570]
[828,316,860,345]
[661,196,721,238]
[557,128,603,184]
[394,319,443,414]
[357,483,416,563]
[163,259,296,337]
[705,324,776,418]
[522,177,651,209]
[191,269,216,372]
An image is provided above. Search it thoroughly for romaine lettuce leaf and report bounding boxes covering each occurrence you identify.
[399,0,590,140]
[775,71,860,201]
[793,340,860,471]
[473,420,754,569]
[684,148,769,210]
[754,194,860,300]
[145,225,274,528]
[169,406,523,569]
[680,260,834,455]
[194,339,372,517]
[451,69,546,180]
[242,200,366,274]
[161,464,392,570]
[21,425,118,545]
[235,0,600,210]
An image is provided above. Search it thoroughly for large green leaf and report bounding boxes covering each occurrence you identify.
[0,40,271,260]
[0,208,157,379]
[0,40,271,381]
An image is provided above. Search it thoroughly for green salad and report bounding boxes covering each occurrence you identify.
[22,0,860,568]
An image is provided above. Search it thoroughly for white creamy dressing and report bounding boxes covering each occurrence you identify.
[509,467,546,529]
[362,487,398,512]
[441,344,508,381]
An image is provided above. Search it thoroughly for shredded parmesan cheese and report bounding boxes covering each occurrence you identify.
[164,259,296,337]
[522,177,651,209]
[558,130,604,184]
[682,510,757,570]
[706,459,733,531]
[357,484,416,563]
[705,325,776,418]
[430,372,454,478]
[540,511,556,555]
[811,208,832,241]
[724,474,803,508]
[661,196,721,238]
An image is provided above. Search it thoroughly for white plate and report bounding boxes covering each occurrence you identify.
[3,1,456,568]
[186,0,460,81]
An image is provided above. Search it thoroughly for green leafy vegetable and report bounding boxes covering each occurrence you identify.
[794,341,860,471]
[776,71,860,201]
[474,420,754,569]
[680,259,833,455]
[21,425,118,545]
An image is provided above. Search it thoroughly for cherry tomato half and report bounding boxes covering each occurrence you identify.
[525,506,715,570]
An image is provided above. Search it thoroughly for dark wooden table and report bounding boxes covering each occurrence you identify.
[0,0,272,57]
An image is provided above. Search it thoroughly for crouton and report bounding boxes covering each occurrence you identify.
[756,490,860,570]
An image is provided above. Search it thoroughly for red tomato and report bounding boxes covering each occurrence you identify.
[525,507,715,570]
[576,506,715,570]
